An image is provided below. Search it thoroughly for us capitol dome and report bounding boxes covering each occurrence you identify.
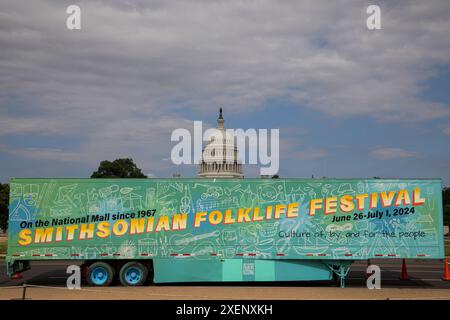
[198,108,244,178]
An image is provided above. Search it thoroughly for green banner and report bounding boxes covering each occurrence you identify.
[7,178,444,260]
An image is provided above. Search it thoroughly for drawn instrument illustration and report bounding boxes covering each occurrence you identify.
[5,178,444,286]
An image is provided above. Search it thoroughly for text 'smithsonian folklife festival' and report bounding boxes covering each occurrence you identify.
[8,179,444,260]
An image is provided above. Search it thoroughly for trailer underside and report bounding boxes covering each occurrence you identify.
[7,258,357,287]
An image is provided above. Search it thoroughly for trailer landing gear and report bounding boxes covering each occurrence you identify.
[325,261,352,288]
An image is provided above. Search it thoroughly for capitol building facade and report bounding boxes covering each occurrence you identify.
[198,109,244,178]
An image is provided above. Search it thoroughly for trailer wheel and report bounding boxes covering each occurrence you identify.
[119,261,148,286]
[87,262,115,286]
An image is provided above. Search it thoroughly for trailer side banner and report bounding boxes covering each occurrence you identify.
[7,178,444,266]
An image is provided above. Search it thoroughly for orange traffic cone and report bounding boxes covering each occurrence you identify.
[443,257,450,281]
[399,258,410,280]
[11,272,22,280]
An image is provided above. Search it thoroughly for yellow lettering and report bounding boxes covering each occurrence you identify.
[412,188,425,206]
[237,208,252,223]
[194,212,207,228]
[18,229,32,246]
[340,195,354,213]
[79,223,94,240]
[155,215,170,232]
[34,227,53,244]
[394,189,411,206]
[172,213,188,230]
[112,220,128,236]
[96,221,110,238]
[324,197,337,215]
[130,218,146,234]
[309,199,323,216]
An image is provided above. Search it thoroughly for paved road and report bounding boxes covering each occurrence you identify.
[0,259,449,299]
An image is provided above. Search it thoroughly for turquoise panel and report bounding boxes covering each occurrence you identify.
[274,260,332,281]
[255,259,276,281]
[153,258,333,283]
[222,259,243,281]
[153,258,222,283]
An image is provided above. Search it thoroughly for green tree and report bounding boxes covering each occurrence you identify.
[91,158,147,178]
[0,184,9,231]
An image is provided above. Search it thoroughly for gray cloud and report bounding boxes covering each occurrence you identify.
[289,148,329,161]
[1,0,450,176]
[370,146,417,160]
[443,127,450,135]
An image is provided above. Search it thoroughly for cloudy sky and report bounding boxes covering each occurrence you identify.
[1,0,449,185]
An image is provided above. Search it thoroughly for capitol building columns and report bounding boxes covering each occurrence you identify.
[198,108,244,178]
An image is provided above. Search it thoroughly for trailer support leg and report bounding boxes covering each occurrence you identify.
[325,262,352,288]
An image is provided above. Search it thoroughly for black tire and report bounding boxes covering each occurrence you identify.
[86,262,115,287]
[119,261,148,286]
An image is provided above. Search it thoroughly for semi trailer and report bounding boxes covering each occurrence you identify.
[6,178,444,287]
